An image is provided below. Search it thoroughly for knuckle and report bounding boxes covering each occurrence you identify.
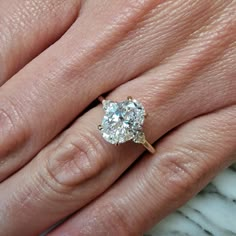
[0,99,30,157]
[152,146,207,197]
[44,130,107,191]
[0,106,15,134]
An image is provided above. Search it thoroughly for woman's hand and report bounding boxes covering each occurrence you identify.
[0,0,235,235]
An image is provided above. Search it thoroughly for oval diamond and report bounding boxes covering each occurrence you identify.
[100,98,145,144]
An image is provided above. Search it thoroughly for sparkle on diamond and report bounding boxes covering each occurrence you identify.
[101,99,145,144]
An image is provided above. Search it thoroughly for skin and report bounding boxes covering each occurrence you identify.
[0,0,235,235]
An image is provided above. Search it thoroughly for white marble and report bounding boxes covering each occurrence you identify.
[147,163,236,236]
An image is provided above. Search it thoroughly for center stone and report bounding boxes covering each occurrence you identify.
[100,99,145,144]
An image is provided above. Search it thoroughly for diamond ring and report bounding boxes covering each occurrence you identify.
[98,96,155,154]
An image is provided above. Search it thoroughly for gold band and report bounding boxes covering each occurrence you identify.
[142,139,156,154]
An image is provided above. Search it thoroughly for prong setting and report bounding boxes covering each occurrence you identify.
[102,100,106,106]
[98,125,103,131]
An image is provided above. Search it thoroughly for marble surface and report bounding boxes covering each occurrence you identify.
[146,163,236,236]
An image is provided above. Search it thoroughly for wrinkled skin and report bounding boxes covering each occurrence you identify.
[0,0,235,235]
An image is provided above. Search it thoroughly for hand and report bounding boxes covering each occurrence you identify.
[0,0,235,235]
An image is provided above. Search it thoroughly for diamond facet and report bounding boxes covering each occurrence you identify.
[100,98,145,144]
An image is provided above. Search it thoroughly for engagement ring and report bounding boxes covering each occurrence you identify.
[98,96,155,154]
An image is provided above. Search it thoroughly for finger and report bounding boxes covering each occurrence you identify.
[0,0,81,85]
[0,30,235,235]
[50,105,236,236]
[0,0,234,181]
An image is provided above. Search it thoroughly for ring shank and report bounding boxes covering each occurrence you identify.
[142,140,155,154]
